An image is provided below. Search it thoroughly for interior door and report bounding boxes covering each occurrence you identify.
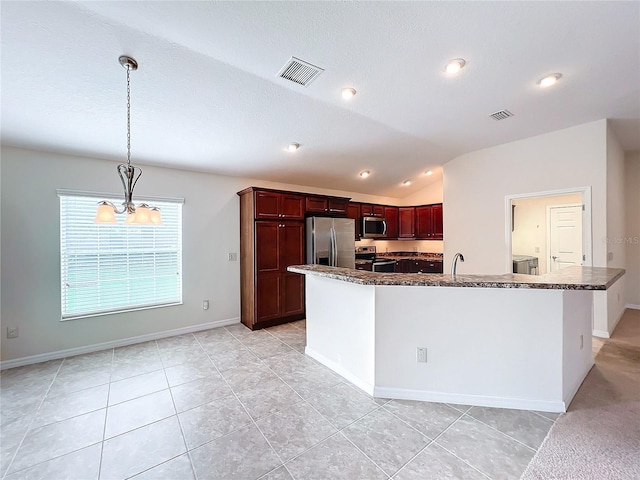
[548,205,583,272]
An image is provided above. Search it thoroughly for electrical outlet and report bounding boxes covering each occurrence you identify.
[228,253,238,261]
[580,334,583,350]
[607,252,613,262]
[7,327,19,339]
[534,246,540,253]
[203,300,209,310]
[416,347,427,363]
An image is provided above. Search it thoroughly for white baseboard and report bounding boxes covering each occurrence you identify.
[305,346,375,396]
[592,329,610,339]
[0,317,240,370]
[373,386,566,413]
[626,304,640,310]
[562,361,594,410]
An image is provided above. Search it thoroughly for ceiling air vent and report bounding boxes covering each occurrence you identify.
[489,110,514,121]
[277,57,324,87]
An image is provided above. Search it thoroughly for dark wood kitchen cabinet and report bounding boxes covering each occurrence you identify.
[238,187,305,330]
[395,259,443,273]
[254,189,304,220]
[415,204,443,240]
[361,203,385,217]
[305,195,349,217]
[398,207,416,238]
[347,202,362,240]
[384,206,399,239]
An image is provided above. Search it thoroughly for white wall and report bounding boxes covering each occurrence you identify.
[605,123,627,332]
[512,193,582,274]
[0,146,396,362]
[625,151,640,307]
[442,119,615,332]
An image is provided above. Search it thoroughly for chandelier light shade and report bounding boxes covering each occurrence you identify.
[95,56,162,225]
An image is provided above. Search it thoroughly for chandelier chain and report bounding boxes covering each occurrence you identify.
[126,64,131,166]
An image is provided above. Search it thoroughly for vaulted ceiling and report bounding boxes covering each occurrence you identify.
[2,1,639,197]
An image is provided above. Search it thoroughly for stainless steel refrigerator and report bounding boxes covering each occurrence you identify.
[306,217,355,269]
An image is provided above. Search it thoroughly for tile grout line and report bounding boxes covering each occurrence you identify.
[424,414,493,480]
[1,358,65,479]
[460,412,538,453]
[97,347,115,480]
[156,335,199,480]
[379,404,491,480]
[251,344,392,479]
[193,333,296,480]
[225,326,384,479]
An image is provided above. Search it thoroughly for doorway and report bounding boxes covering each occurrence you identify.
[505,188,592,275]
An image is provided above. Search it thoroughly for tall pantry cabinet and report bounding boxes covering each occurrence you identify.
[238,187,306,330]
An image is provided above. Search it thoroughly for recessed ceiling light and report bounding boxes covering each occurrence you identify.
[342,87,357,100]
[359,170,370,178]
[445,58,466,74]
[537,73,562,88]
[287,143,300,152]
[402,180,411,186]
[425,170,433,176]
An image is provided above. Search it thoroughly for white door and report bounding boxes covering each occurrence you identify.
[548,204,583,272]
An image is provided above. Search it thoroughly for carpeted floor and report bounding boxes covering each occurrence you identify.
[521,309,640,480]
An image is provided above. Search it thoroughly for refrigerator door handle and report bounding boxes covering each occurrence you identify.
[330,227,337,267]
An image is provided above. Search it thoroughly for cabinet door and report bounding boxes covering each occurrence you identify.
[431,204,443,240]
[328,198,348,216]
[279,222,304,270]
[415,206,433,239]
[360,204,373,217]
[306,196,328,214]
[280,194,305,220]
[281,272,305,316]
[384,207,398,239]
[372,205,385,217]
[256,272,281,322]
[347,203,361,240]
[256,222,280,272]
[398,207,415,238]
[255,191,280,219]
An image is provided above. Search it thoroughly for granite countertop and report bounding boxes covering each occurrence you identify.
[287,265,625,290]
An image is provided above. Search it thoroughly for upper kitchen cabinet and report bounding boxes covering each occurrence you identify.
[384,206,399,239]
[361,203,385,217]
[398,207,416,238]
[250,188,304,220]
[305,195,349,217]
[347,202,362,240]
[415,204,443,240]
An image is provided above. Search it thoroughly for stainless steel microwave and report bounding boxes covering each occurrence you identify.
[361,217,387,238]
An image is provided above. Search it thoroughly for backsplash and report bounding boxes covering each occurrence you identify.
[355,238,444,254]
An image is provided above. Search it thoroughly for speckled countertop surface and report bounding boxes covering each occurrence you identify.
[287,265,625,290]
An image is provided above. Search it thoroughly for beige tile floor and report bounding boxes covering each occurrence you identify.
[1,320,557,480]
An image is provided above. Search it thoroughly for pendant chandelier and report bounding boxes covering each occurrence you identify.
[94,56,161,225]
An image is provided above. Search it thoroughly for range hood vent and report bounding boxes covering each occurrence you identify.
[489,110,514,121]
[277,57,324,87]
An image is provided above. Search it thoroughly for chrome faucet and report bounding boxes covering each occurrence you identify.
[451,253,465,275]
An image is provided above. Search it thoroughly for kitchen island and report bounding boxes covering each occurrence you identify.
[287,265,624,412]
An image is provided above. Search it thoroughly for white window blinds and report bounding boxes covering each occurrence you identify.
[59,192,183,319]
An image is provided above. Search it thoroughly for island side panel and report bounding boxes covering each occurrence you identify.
[562,289,595,407]
[304,275,377,394]
[373,286,566,412]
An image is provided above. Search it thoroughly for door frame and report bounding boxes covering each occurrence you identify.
[546,203,583,273]
[504,187,592,274]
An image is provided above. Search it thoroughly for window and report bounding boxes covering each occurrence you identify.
[59,191,183,319]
